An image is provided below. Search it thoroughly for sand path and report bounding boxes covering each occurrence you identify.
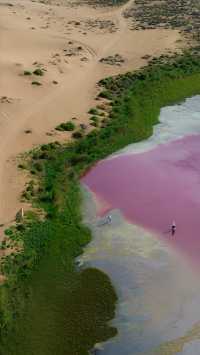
[0,0,181,233]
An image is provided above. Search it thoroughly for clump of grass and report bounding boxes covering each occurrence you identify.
[55,121,75,131]
[33,68,44,76]
[72,130,83,139]
[18,163,26,170]
[32,81,42,86]
[88,107,99,115]
[24,70,32,76]
[98,90,111,99]
[89,115,99,127]
[90,121,98,127]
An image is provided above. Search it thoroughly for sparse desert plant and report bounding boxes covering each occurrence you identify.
[33,162,43,172]
[33,68,44,76]
[56,121,75,131]
[18,163,26,170]
[90,115,99,123]
[88,107,99,115]
[32,81,42,86]
[72,130,83,139]
[24,70,32,76]
[90,121,98,127]
[98,90,111,99]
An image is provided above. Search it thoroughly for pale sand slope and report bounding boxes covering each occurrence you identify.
[0,0,181,234]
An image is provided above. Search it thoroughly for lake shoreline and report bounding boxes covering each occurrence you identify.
[2,52,200,354]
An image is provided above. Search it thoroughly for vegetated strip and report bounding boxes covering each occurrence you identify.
[1,52,200,355]
[83,0,128,6]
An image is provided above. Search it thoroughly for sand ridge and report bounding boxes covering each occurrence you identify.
[0,0,182,234]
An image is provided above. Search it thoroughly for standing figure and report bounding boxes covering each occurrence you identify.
[107,215,112,224]
[171,221,176,236]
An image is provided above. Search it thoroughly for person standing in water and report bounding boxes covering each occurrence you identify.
[107,215,112,224]
[171,221,176,236]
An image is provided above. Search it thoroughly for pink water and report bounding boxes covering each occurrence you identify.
[82,134,200,264]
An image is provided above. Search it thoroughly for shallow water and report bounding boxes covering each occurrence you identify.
[80,96,200,354]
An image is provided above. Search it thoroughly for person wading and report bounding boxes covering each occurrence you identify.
[171,221,176,236]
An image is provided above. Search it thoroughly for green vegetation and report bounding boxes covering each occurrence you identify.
[0,145,117,355]
[56,121,75,131]
[32,81,42,86]
[24,70,32,76]
[33,68,44,76]
[89,115,99,127]
[1,52,200,354]
[88,108,99,115]
[72,130,83,139]
[86,0,128,6]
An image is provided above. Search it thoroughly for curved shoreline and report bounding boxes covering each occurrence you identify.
[80,95,200,354]
[1,53,200,354]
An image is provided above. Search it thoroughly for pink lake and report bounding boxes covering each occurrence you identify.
[82,134,200,264]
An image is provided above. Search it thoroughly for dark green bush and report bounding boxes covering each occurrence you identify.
[24,71,32,76]
[56,121,75,131]
[72,131,83,139]
[33,68,44,76]
[88,108,98,115]
[32,81,42,86]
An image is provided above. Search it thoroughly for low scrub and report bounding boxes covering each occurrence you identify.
[56,121,75,131]
[33,68,44,76]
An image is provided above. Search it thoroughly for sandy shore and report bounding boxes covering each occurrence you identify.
[0,0,182,235]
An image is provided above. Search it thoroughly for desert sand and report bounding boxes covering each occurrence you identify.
[0,0,182,235]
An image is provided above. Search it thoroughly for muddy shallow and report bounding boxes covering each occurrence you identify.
[80,96,200,354]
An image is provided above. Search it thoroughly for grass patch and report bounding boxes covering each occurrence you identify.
[88,108,99,115]
[32,81,42,86]
[24,70,32,76]
[72,130,83,139]
[56,121,75,131]
[33,68,44,76]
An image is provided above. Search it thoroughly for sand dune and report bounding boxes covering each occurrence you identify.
[0,0,182,234]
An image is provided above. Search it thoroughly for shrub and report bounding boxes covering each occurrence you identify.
[33,162,43,172]
[56,121,75,131]
[33,68,44,76]
[90,116,98,122]
[18,163,26,169]
[32,81,42,86]
[88,108,98,115]
[72,131,83,139]
[90,121,98,127]
[24,70,32,76]
[98,90,111,99]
